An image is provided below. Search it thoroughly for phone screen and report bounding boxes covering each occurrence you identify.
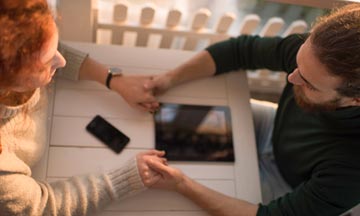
[86,115,130,154]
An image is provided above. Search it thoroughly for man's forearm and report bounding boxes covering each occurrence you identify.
[177,176,259,216]
[168,50,216,86]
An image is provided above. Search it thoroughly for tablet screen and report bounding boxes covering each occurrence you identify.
[154,103,235,162]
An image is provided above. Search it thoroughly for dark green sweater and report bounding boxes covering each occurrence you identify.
[206,34,360,216]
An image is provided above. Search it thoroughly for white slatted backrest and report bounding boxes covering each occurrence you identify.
[159,9,182,49]
[91,3,310,94]
[216,12,236,34]
[259,17,285,37]
[139,5,155,26]
[92,4,308,52]
[166,9,182,27]
[112,3,128,45]
[183,8,211,50]
[256,17,284,78]
[136,5,156,47]
[113,3,128,23]
[239,14,261,35]
[282,20,308,36]
[92,5,235,50]
[210,12,236,44]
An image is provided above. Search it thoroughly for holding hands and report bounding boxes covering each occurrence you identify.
[104,51,215,113]
[136,150,166,187]
[145,157,186,191]
[110,75,160,112]
[80,51,215,113]
[108,72,176,113]
[136,150,186,192]
[113,71,176,112]
[138,51,217,112]
[143,72,176,96]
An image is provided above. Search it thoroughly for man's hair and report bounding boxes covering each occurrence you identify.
[311,3,360,98]
[0,0,53,89]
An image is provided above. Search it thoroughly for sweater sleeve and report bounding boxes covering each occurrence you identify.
[205,34,307,75]
[257,160,360,216]
[0,153,145,216]
[57,42,88,81]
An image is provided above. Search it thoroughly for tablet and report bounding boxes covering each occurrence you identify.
[154,103,235,162]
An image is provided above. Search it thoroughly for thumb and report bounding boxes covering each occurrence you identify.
[143,173,162,187]
[143,79,156,91]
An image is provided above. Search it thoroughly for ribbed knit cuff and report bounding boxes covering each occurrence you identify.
[107,157,146,200]
[58,42,88,81]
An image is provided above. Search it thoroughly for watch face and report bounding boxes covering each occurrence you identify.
[109,67,122,75]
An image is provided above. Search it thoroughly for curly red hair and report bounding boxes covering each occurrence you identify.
[0,0,54,89]
[0,0,54,154]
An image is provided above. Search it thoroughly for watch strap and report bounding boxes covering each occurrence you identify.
[105,72,113,89]
[106,67,122,89]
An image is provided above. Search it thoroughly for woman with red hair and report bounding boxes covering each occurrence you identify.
[0,0,163,215]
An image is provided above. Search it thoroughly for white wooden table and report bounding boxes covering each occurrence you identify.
[32,42,261,216]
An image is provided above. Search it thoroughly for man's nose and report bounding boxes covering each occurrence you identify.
[288,69,305,86]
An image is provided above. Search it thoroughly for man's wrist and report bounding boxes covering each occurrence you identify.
[167,70,179,87]
[175,174,191,194]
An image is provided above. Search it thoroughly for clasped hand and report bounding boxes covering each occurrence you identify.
[116,74,184,190]
[110,73,173,113]
[136,150,185,192]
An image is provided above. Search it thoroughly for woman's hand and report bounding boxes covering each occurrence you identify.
[110,75,159,112]
[136,150,167,187]
[78,57,160,112]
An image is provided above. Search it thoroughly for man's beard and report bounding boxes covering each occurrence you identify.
[293,86,341,113]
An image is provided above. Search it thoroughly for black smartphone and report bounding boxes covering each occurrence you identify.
[86,115,130,154]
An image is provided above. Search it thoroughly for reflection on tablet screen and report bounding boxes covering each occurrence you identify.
[154,103,235,162]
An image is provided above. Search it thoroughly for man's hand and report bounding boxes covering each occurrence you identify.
[145,158,185,191]
[143,72,175,97]
[111,75,159,112]
[136,150,167,187]
[143,51,217,97]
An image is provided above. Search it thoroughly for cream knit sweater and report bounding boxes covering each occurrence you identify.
[0,44,145,216]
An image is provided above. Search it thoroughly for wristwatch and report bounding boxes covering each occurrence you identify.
[106,67,122,89]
